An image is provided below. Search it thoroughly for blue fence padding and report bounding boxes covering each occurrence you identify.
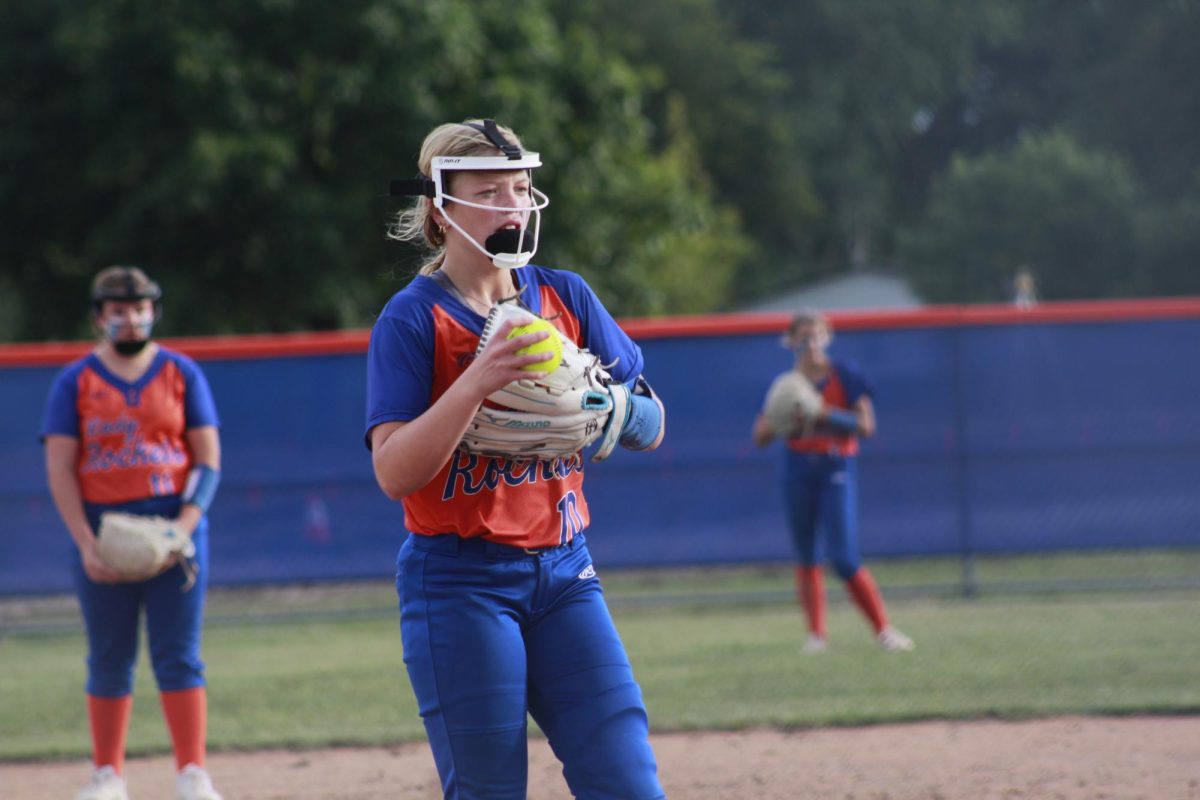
[3,316,1199,595]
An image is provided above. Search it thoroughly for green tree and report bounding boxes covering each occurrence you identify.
[720,0,1018,283]
[899,129,1141,303]
[897,1,1200,300]
[1136,186,1200,298]
[552,0,806,305]
[0,0,743,341]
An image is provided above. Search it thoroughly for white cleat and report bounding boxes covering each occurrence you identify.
[177,764,223,800]
[877,626,915,653]
[801,634,829,654]
[76,766,129,800]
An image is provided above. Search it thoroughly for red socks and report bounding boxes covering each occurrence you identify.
[87,694,133,773]
[795,565,826,638]
[160,686,208,770]
[845,567,889,634]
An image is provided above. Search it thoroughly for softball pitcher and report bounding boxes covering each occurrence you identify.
[753,309,914,654]
[41,266,223,800]
[367,120,666,799]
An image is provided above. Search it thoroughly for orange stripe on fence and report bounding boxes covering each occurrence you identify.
[621,296,1200,338]
[0,330,373,366]
[3,297,1199,366]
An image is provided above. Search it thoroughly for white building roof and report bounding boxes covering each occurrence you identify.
[740,269,923,312]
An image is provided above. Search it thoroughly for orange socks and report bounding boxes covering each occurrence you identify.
[845,567,889,634]
[160,686,208,770]
[795,565,827,638]
[87,688,208,773]
[87,694,133,773]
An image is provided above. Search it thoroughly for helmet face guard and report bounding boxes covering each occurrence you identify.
[390,121,550,269]
[91,271,162,353]
[429,154,548,269]
[781,314,833,354]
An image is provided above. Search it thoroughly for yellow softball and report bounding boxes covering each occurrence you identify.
[508,318,563,372]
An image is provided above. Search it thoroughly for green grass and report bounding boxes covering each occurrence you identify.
[2,553,1199,762]
[620,593,1200,730]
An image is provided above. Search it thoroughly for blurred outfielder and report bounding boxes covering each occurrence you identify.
[753,309,914,654]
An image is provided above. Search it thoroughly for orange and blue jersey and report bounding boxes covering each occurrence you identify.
[40,347,220,511]
[42,346,219,698]
[365,265,644,550]
[785,359,873,457]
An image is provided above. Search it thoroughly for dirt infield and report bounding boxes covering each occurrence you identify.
[6,715,1198,799]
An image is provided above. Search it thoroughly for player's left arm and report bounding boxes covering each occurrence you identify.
[857,394,876,437]
[819,363,876,438]
[175,355,222,535]
[562,269,665,453]
[617,376,665,452]
[177,425,221,536]
[831,394,876,438]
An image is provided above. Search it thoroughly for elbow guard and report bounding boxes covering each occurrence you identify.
[182,464,221,513]
[619,377,665,451]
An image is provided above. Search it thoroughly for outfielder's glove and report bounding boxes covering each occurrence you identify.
[762,370,824,437]
[96,512,196,588]
[461,299,629,462]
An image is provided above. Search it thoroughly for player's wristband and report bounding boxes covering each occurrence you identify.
[182,464,221,513]
[619,394,663,450]
[823,408,859,435]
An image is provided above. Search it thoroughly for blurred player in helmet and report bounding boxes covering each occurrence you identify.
[41,266,224,800]
[367,119,666,799]
[753,309,915,654]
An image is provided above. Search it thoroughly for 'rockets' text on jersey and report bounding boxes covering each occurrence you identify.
[366,265,643,549]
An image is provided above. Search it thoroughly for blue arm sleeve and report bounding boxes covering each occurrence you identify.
[619,394,663,450]
[182,464,221,512]
[823,408,860,434]
[617,376,665,451]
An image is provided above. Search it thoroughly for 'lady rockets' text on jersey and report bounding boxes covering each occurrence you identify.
[40,348,220,508]
[366,266,643,550]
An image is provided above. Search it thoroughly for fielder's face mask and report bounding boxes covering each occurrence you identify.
[391,120,550,269]
[782,317,833,355]
[92,273,162,356]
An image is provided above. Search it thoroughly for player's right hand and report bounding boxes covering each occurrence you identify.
[81,541,125,584]
[461,319,550,398]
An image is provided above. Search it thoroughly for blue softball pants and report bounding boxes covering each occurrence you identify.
[397,532,664,800]
[73,505,209,697]
[782,451,863,580]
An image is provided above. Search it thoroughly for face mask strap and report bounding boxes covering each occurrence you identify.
[467,118,523,160]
